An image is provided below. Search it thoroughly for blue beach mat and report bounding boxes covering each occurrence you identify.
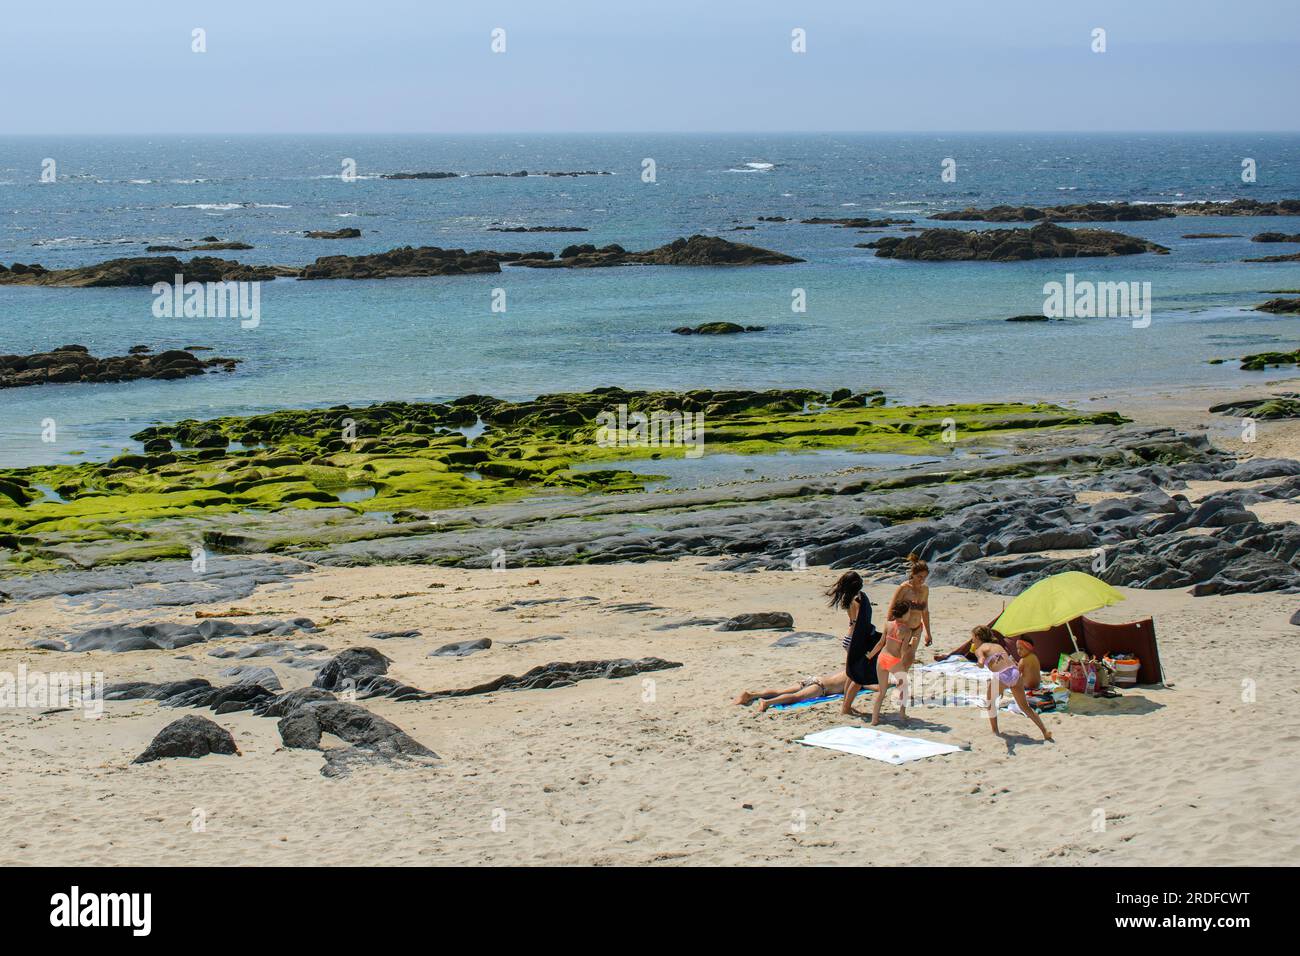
[770,689,873,711]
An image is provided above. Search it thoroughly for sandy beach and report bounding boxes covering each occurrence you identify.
[3,381,1298,867]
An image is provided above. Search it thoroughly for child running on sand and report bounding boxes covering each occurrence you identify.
[869,598,923,725]
[733,670,850,712]
[971,625,1054,741]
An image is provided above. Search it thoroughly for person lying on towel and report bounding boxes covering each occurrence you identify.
[733,670,850,713]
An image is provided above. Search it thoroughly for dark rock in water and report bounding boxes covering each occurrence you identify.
[871,222,1169,262]
[312,647,391,690]
[1244,251,1300,263]
[1181,233,1241,239]
[429,638,492,657]
[930,202,1175,223]
[298,245,507,280]
[276,700,437,777]
[716,612,794,631]
[487,225,588,233]
[427,658,681,698]
[770,630,839,648]
[1252,233,1300,243]
[382,170,461,179]
[304,228,361,239]
[672,322,765,335]
[1005,314,1054,323]
[368,629,421,640]
[133,715,239,763]
[1254,298,1300,314]
[801,217,914,227]
[513,235,803,268]
[1,345,240,389]
[1239,348,1300,371]
[53,617,318,653]
[0,255,285,287]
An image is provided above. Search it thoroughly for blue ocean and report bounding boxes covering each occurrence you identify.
[3,133,1299,467]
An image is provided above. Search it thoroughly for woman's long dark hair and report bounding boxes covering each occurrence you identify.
[826,570,863,610]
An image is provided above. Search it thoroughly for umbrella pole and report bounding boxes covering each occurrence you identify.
[1066,619,1081,654]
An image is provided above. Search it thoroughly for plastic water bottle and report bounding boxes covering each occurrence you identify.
[1085,661,1097,697]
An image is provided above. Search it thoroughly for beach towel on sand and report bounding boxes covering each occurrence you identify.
[798,727,963,765]
[769,688,872,711]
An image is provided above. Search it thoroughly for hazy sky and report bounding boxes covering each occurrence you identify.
[3,0,1297,133]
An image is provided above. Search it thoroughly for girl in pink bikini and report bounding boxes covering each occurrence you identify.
[970,625,1053,741]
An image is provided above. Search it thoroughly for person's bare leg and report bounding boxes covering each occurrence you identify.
[1011,680,1052,741]
[894,670,909,722]
[871,661,888,726]
[758,684,819,712]
[734,683,800,706]
[986,678,1001,735]
[840,680,862,715]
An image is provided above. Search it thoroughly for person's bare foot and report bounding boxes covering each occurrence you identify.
[870,715,881,726]
[733,691,754,706]
[1043,730,1054,742]
[757,699,772,713]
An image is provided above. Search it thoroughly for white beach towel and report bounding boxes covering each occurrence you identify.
[797,726,963,765]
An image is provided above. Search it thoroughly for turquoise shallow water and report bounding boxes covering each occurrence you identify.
[2,133,1300,467]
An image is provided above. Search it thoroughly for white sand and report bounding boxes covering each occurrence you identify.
[2,381,1298,866]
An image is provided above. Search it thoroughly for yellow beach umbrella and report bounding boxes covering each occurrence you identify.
[993,571,1124,639]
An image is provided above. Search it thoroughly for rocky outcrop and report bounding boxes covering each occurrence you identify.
[42,617,318,653]
[1255,298,1300,314]
[1,345,239,389]
[1251,233,1300,243]
[429,638,492,657]
[1209,397,1300,420]
[514,235,803,268]
[304,228,361,239]
[275,699,437,777]
[1182,233,1241,239]
[931,203,1174,223]
[383,170,611,179]
[871,222,1169,261]
[930,200,1300,221]
[716,612,794,631]
[312,647,392,690]
[427,658,681,698]
[133,715,239,763]
[0,256,284,287]
[1244,251,1300,263]
[1240,348,1300,371]
[487,225,588,233]
[298,246,514,279]
[672,322,765,335]
[801,217,913,227]
[146,240,253,252]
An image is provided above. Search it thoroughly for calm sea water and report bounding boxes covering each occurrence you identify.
[2,133,1299,467]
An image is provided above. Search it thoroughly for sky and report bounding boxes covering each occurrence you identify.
[2,0,1297,134]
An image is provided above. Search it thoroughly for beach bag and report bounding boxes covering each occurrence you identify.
[1093,658,1115,692]
[1067,659,1087,693]
[1105,654,1140,687]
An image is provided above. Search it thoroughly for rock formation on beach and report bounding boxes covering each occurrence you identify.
[133,715,240,763]
[1,345,240,389]
[870,222,1169,261]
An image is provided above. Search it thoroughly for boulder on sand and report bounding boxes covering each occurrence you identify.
[716,612,795,631]
[133,715,240,763]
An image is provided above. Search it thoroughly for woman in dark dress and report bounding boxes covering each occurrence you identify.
[826,571,880,715]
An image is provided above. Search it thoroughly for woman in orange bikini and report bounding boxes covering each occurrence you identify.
[869,598,923,725]
[889,553,933,651]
